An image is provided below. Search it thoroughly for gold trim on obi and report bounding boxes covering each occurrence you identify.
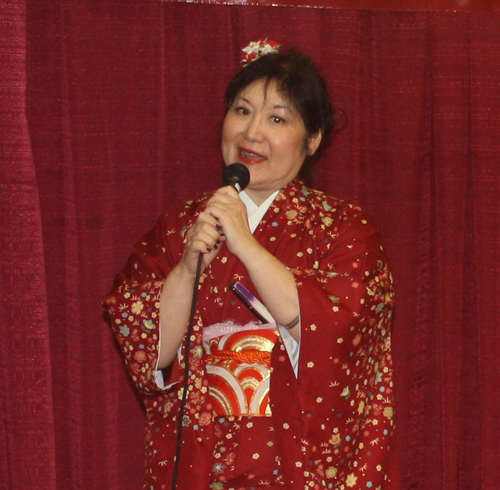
[203,323,279,417]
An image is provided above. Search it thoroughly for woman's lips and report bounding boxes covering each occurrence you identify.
[238,148,266,164]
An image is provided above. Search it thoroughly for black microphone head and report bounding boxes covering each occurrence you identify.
[223,163,250,192]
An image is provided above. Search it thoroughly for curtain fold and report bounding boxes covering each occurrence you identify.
[0,2,56,489]
[1,1,499,489]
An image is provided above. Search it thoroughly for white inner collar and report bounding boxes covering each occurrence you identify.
[240,190,279,233]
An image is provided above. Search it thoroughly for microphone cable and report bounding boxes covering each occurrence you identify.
[171,252,203,490]
[171,164,249,489]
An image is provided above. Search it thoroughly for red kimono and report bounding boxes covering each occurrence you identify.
[104,179,399,490]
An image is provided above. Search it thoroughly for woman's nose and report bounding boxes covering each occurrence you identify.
[244,116,263,142]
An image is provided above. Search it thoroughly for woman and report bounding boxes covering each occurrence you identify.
[104,40,398,490]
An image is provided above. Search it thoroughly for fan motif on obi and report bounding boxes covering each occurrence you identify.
[203,324,279,416]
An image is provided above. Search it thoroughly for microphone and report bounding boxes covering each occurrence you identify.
[223,163,250,193]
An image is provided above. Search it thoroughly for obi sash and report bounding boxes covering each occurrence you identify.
[203,322,278,417]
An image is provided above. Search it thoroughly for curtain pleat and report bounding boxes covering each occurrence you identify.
[1,1,499,488]
[0,2,56,489]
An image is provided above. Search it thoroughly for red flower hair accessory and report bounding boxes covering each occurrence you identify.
[241,38,281,66]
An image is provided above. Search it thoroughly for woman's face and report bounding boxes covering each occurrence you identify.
[221,79,322,205]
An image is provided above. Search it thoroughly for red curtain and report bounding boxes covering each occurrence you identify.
[1,1,499,489]
[0,2,56,489]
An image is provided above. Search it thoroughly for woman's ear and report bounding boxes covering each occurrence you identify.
[307,131,323,156]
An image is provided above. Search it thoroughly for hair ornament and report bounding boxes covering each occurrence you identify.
[241,38,281,66]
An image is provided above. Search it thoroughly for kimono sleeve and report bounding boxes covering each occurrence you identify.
[289,203,397,488]
[103,212,186,396]
[289,202,393,371]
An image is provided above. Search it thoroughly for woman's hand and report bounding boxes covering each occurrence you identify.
[180,207,226,276]
[204,186,255,259]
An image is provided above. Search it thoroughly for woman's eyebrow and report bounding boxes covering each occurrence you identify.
[237,95,251,105]
[237,94,290,112]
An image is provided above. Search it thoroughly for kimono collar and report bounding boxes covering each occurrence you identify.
[240,189,279,233]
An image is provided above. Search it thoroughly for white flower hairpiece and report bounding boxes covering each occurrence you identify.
[241,38,281,67]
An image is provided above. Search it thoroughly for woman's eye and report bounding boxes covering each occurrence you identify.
[271,116,285,124]
[235,106,250,116]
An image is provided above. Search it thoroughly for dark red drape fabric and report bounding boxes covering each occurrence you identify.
[147,0,500,11]
[0,1,56,489]
[1,1,499,489]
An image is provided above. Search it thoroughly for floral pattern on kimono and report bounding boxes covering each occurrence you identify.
[103,179,399,490]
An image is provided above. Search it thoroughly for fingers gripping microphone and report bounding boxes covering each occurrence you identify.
[223,163,250,192]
